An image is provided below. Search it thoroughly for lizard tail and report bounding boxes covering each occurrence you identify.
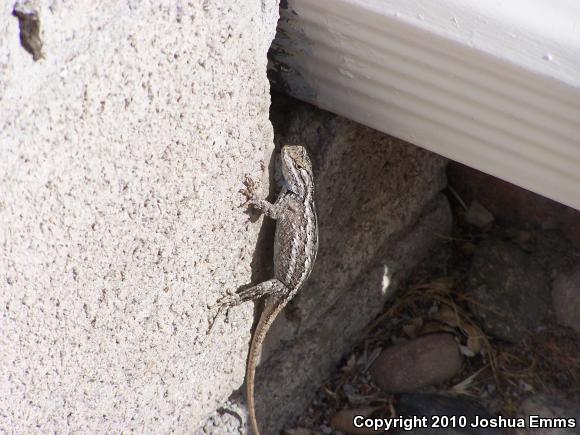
[247,297,288,435]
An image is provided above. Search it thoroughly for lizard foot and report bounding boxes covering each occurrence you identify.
[208,288,241,310]
[239,175,261,208]
[206,289,242,334]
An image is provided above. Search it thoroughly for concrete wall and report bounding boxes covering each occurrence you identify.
[1,0,279,432]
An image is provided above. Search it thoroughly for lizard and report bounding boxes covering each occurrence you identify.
[210,145,318,435]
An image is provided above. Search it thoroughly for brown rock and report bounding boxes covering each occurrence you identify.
[552,266,580,334]
[369,333,462,392]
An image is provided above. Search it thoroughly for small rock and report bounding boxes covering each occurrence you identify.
[369,333,462,392]
[395,393,503,434]
[459,344,476,358]
[515,230,533,246]
[465,201,494,229]
[467,239,550,343]
[330,407,384,434]
[460,241,477,258]
[552,266,580,334]
[515,394,580,435]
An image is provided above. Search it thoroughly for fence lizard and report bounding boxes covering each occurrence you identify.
[210,145,318,435]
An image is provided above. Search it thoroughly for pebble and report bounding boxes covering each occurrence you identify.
[466,239,550,343]
[369,333,462,392]
[552,266,580,335]
[465,201,494,229]
[515,230,533,246]
[460,241,477,258]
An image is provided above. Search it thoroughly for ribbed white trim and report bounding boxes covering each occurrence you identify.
[270,0,580,209]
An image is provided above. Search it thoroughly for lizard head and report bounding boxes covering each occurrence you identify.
[281,145,313,198]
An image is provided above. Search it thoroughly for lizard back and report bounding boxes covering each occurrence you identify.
[273,193,317,293]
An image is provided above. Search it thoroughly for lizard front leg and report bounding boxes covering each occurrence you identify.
[241,176,286,220]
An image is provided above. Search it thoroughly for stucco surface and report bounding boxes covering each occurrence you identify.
[0,0,279,432]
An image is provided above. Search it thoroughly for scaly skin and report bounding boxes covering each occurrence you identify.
[211,145,318,434]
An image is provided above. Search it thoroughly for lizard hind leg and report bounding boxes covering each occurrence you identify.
[206,279,287,334]
[235,278,287,302]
